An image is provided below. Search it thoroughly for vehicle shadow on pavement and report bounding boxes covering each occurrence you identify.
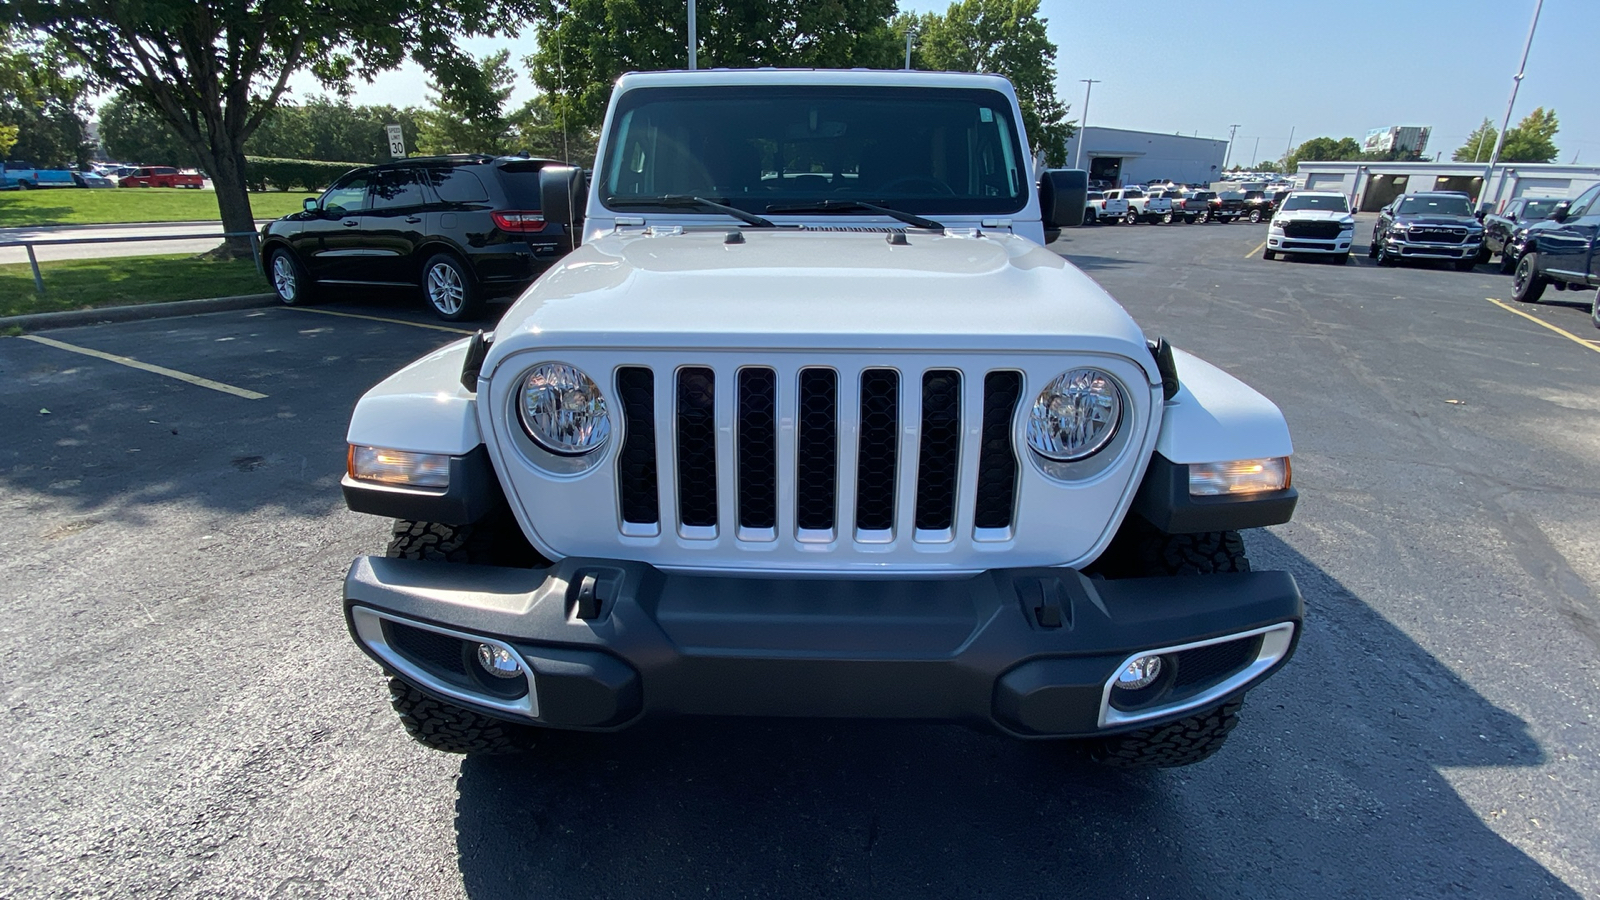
[451,531,1577,900]
[1053,252,1133,274]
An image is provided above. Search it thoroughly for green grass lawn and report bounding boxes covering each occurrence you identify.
[1,253,270,317]
[0,188,313,227]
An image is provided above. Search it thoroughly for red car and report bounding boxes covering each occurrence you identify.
[118,166,205,189]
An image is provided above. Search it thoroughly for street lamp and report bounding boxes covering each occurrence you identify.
[1479,0,1544,212]
[688,0,697,70]
[1072,79,1100,170]
[904,26,917,69]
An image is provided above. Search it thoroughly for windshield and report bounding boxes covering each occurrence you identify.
[1281,194,1349,212]
[1397,195,1472,217]
[1520,199,1558,219]
[600,85,1027,216]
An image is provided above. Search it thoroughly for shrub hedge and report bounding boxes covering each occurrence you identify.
[244,156,364,192]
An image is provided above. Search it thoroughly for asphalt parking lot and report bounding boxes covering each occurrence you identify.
[2,217,1598,898]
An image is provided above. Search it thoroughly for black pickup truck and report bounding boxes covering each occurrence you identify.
[1485,196,1561,273]
[1241,190,1276,223]
[1209,191,1246,223]
[1507,183,1600,327]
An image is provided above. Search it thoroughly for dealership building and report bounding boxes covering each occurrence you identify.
[1063,126,1230,187]
[1293,160,1600,212]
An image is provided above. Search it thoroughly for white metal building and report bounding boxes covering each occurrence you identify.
[1063,126,1229,188]
[1293,161,1600,213]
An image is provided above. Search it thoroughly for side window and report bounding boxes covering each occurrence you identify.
[429,168,490,204]
[371,169,423,210]
[1565,185,1600,219]
[321,173,371,215]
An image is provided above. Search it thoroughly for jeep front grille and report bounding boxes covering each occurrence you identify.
[615,363,1024,543]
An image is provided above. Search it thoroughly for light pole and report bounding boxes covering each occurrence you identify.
[1222,124,1240,170]
[688,0,697,70]
[904,26,917,69]
[1480,0,1544,211]
[1072,79,1100,170]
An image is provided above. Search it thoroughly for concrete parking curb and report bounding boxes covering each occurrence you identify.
[1,293,279,332]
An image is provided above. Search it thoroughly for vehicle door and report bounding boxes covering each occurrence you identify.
[1489,199,1522,252]
[358,168,428,284]
[1542,185,1600,279]
[291,170,373,282]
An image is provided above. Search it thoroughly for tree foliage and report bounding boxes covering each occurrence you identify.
[1285,136,1363,170]
[903,0,1071,164]
[417,49,517,155]
[523,0,901,136]
[0,27,91,166]
[12,0,535,252]
[1452,118,1497,163]
[1499,107,1559,163]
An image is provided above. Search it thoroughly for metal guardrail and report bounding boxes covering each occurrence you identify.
[0,230,262,297]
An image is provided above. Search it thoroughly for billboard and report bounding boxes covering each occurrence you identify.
[1363,126,1431,156]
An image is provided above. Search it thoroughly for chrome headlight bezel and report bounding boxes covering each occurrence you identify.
[516,362,612,457]
[1025,368,1124,463]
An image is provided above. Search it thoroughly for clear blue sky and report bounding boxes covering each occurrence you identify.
[295,0,1597,166]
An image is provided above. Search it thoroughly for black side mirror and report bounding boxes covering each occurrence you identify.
[1038,168,1088,230]
[1474,209,1485,221]
[539,165,588,252]
[303,197,318,213]
[1551,200,1571,223]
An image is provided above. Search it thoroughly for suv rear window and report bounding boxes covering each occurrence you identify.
[429,168,490,204]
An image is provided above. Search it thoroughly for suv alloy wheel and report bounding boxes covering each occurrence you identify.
[423,253,483,320]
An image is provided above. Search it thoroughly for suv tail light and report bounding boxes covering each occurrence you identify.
[491,211,547,233]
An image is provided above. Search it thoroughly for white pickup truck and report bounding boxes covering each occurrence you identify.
[1104,187,1174,224]
[338,69,1302,769]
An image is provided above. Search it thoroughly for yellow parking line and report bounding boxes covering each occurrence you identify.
[1485,298,1600,355]
[20,334,268,399]
[284,307,474,334]
[1246,241,1265,258]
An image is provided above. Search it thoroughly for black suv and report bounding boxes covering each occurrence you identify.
[1368,192,1484,270]
[260,155,574,320]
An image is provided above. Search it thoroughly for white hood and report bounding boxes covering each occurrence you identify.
[486,228,1155,370]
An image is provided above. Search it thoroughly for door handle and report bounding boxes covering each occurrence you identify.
[342,219,359,226]
[404,216,422,224]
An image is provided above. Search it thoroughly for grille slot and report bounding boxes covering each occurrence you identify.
[1173,636,1263,690]
[1408,227,1466,244]
[616,367,659,527]
[854,369,900,536]
[736,367,777,534]
[915,370,962,533]
[675,367,718,531]
[1283,220,1342,239]
[795,368,839,535]
[974,371,1022,531]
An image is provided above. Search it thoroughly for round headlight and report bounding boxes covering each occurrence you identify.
[1026,368,1122,462]
[518,363,611,455]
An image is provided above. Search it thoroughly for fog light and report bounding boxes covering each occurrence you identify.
[348,445,450,489]
[1116,655,1163,690]
[476,643,524,679]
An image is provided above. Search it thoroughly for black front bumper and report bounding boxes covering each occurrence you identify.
[344,557,1302,738]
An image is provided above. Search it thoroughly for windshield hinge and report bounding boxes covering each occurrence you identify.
[981,218,1014,230]
[613,216,646,229]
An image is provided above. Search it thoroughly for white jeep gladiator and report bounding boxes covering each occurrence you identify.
[340,69,1302,769]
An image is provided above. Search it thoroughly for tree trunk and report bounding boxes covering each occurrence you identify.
[207,147,257,260]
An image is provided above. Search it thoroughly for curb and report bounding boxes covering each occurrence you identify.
[1,293,279,332]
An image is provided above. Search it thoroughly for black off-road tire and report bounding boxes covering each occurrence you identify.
[1262,248,1276,260]
[1087,699,1244,768]
[385,515,545,567]
[1090,517,1250,579]
[1511,251,1547,303]
[388,678,535,755]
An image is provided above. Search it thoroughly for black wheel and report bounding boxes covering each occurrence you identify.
[1196,211,1209,223]
[1333,252,1350,265]
[1591,292,1599,329]
[267,248,315,306]
[1498,250,1518,275]
[1084,209,1098,225]
[1248,209,1262,223]
[1368,235,1380,258]
[422,252,484,321]
[1475,246,1492,265]
[1511,252,1546,303]
[1087,699,1244,768]
[1262,248,1276,260]
[1453,257,1477,272]
[388,678,535,755]
[382,517,547,754]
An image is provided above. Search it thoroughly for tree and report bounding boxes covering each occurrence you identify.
[14,0,535,254]
[1452,118,1497,163]
[523,0,901,136]
[417,49,516,155]
[99,92,201,166]
[1499,107,1558,163]
[507,95,597,163]
[1285,136,1362,170]
[0,28,91,166]
[908,0,1072,164]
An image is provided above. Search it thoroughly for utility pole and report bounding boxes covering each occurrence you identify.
[1251,136,1261,168]
[904,27,916,69]
[1284,126,1295,159]
[1223,124,1240,170]
[688,0,697,70]
[1480,0,1543,211]
[1073,79,1100,170]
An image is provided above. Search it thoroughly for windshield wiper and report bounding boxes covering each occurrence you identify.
[607,195,776,228]
[765,200,945,232]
